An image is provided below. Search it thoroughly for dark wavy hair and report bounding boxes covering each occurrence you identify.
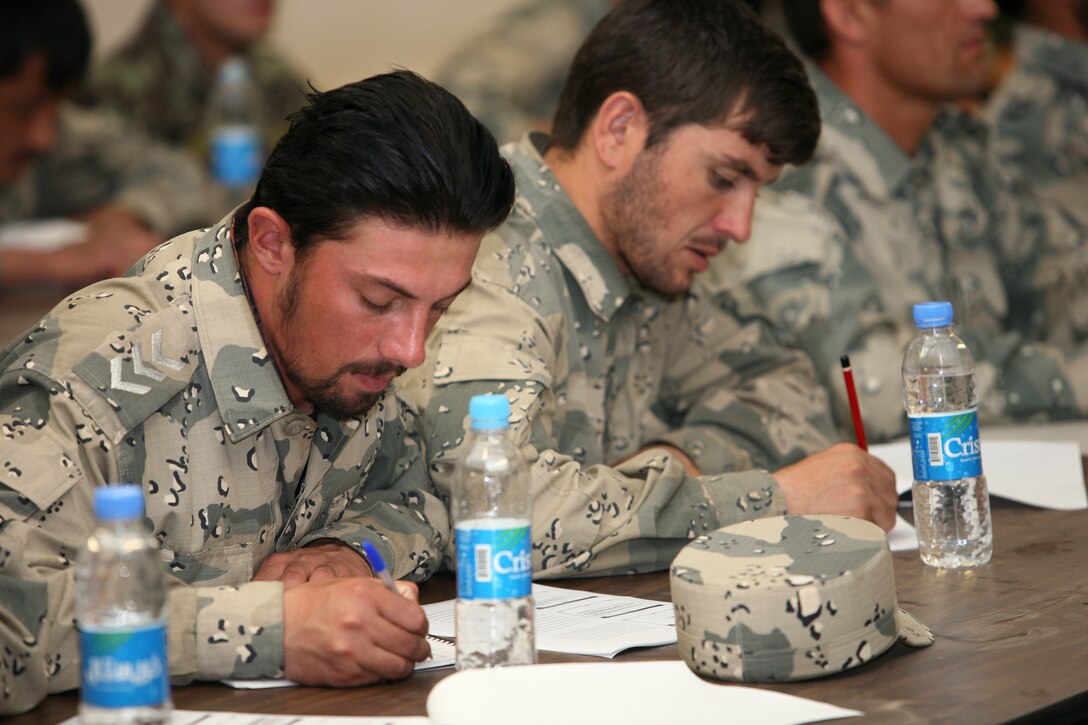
[233,70,515,253]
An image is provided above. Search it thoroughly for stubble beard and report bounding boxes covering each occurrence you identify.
[276,265,404,420]
[601,146,688,298]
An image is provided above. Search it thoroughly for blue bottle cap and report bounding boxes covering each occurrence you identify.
[469,394,510,429]
[913,301,954,328]
[93,485,145,521]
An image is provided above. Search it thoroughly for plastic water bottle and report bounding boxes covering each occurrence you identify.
[207,57,262,214]
[452,394,536,669]
[75,485,171,724]
[902,301,993,568]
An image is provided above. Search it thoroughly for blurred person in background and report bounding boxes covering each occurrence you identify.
[987,0,1088,225]
[0,0,206,290]
[435,0,614,145]
[82,0,305,160]
[710,0,1088,442]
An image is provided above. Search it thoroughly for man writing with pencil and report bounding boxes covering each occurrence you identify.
[402,0,898,581]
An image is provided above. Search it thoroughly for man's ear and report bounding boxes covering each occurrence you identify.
[821,0,876,48]
[245,206,295,277]
[590,91,649,173]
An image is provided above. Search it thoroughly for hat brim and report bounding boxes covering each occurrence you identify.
[896,607,934,647]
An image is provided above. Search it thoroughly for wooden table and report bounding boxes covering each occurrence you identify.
[9,491,1087,724]
[3,291,1086,723]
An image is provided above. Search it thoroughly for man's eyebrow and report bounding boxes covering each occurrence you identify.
[369,275,472,302]
[717,156,760,182]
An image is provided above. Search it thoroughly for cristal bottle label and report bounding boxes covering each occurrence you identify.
[79,620,169,708]
[455,523,532,600]
[908,409,983,481]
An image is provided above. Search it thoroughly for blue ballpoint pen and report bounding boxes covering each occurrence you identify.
[361,540,398,593]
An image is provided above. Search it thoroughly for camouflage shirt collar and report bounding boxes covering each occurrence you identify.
[807,63,982,199]
[1014,23,1088,91]
[505,133,632,321]
[807,63,915,197]
[190,215,294,442]
[140,0,208,86]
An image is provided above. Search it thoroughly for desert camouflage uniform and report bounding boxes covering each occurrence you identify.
[710,64,1088,443]
[400,133,836,580]
[0,103,208,259]
[0,215,448,714]
[82,0,305,160]
[986,24,1088,226]
[435,0,612,145]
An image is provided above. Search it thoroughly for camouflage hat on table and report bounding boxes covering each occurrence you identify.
[671,515,933,683]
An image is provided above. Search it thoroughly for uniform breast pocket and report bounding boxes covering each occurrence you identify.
[158,541,258,586]
[151,500,277,586]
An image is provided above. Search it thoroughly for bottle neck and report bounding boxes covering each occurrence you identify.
[917,324,953,335]
[96,516,147,535]
[471,424,510,437]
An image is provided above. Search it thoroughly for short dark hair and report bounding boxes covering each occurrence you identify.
[0,0,91,89]
[781,2,830,61]
[995,0,1028,19]
[549,0,820,167]
[233,70,515,253]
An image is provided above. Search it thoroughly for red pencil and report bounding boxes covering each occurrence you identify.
[840,354,868,451]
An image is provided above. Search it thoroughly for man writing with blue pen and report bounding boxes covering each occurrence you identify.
[0,70,515,715]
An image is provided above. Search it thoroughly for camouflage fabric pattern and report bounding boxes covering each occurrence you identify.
[400,133,837,581]
[987,24,1088,226]
[0,215,449,714]
[435,0,612,145]
[82,0,305,162]
[0,103,208,238]
[709,64,1088,442]
[671,515,933,683]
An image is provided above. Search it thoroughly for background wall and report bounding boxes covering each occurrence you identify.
[81,0,526,90]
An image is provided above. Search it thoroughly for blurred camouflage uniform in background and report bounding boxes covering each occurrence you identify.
[435,0,612,145]
[81,0,305,162]
[0,215,449,713]
[986,24,1088,226]
[0,103,207,239]
[401,134,838,580]
[710,66,1088,443]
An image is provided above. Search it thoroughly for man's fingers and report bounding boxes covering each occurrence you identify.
[308,564,339,583]
[280,562,312,590]
[368,625,432,668]
[373,585,428,635]
[251,558,287,581]
[394,580,419,602]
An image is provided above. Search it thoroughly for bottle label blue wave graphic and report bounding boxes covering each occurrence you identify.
[907,410,983,481]
[79,621,169,708]
[455,525,532,600]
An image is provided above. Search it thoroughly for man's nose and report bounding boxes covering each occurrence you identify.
[710,192,756,244]
[380,310,428,370]
[27,100,59,153]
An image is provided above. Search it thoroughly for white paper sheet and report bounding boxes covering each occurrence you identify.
[423,583,677,658]
[0,219,87,250]
[220,636,455,689]
[58,712,428,725]
[426,661,862,725]
[887,513,919,551]
[871,438,1088,510]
